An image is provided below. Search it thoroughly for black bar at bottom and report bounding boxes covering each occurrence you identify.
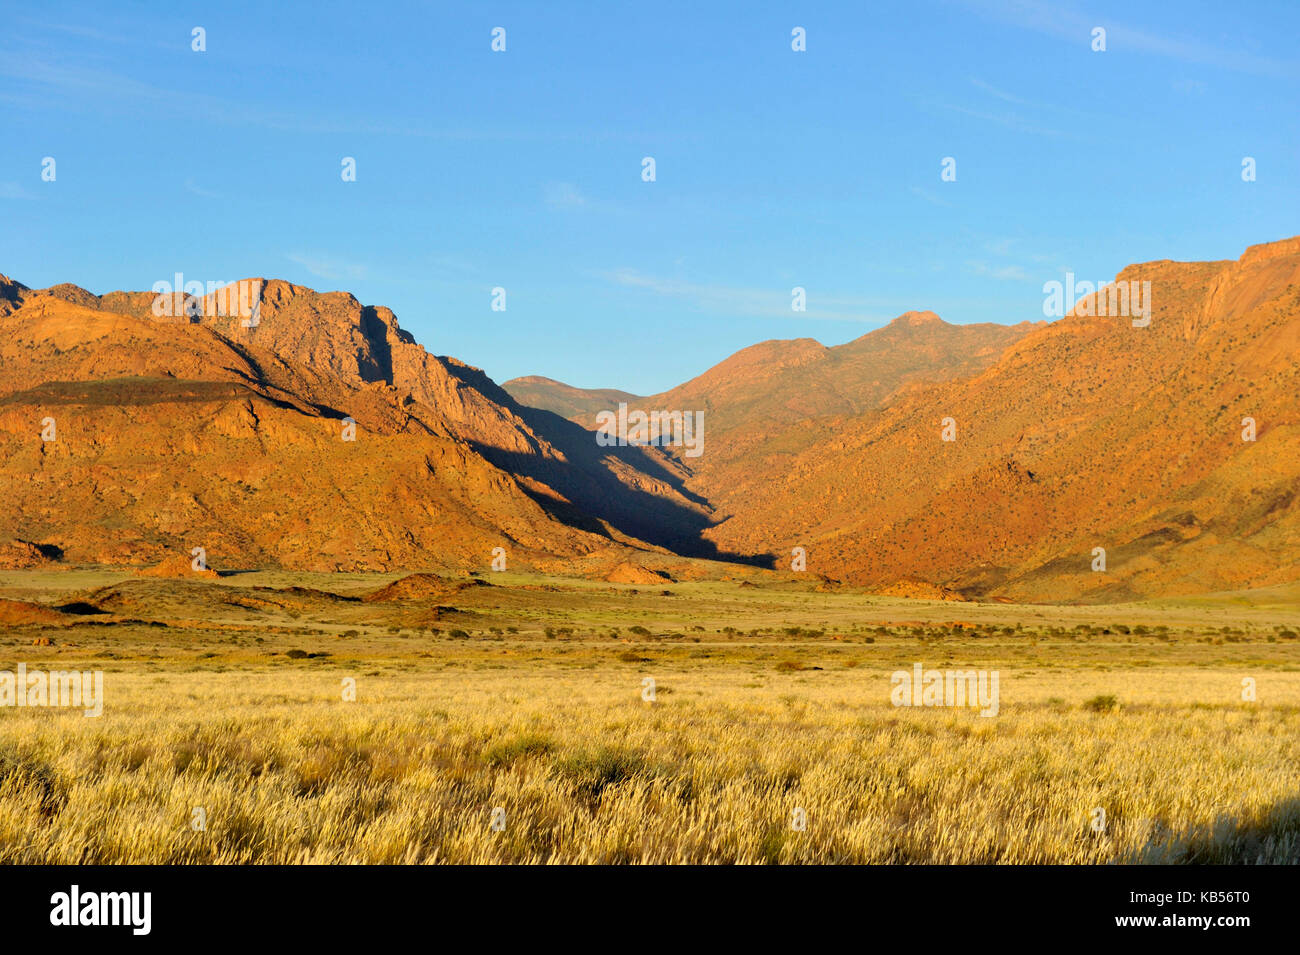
[0,863,1282,942]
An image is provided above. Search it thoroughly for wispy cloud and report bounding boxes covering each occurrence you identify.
[286,253,368,283]
[603,268,894,322]
[544,182,588,209]
[0,181,37,200]
[928,69,1109,137]
[425,254,481,280]
[0,50,664,143]
[14,16,171,50]
[543,181,629,214]
[183,178,220,199]
[969,261,1031,281]
[956,0,1298,79]
[969,77,1026,104]
[910,185,953,208]
[937,101,1067,138]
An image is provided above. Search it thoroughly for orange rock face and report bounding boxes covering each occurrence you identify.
[136,553,220,580]
[604,562,674,585]
[691,239,1300,600]
[508,237,1300,601]
[0,599,68,626]
[0,279,700,573]
[5,236,1296,601]
[0,539,63,570]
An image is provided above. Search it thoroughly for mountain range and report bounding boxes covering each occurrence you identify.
[0,274,707,576]
[506,236,1300,601]
[2,235,1296,601]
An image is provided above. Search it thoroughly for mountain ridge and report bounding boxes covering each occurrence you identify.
[506,236,1300,601]
[0,277,713,573]
[4,235,1295,601]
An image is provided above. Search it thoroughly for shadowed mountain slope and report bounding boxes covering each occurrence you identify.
[502,376,639,420]
[506,238,1300,601]
[0,280,709,570]
[698,239,1300,600]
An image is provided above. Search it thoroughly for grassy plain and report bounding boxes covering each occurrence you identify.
[0,568,1297,863]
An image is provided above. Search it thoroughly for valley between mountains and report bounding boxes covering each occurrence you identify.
[2,235,1297,603]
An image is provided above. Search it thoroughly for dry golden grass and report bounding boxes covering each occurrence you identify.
[1,659,1297,864]
[1,569,1297,864]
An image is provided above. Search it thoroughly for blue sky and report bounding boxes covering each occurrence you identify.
[3,0,1297,394]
